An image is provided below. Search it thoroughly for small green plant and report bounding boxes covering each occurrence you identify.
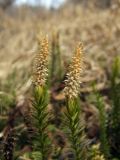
[90,144,105,160]
[63,43,88,160]
[93,88,110,159]
[65,98,88,160]
[31,35,51,159]
[32,86,50,159]
[110,56,120,131]
[108,56,120,157]
[50,31,63,84]
[92,56,120,159]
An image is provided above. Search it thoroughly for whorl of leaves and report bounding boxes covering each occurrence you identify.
[65,98,89,160]
[32,86,50,159]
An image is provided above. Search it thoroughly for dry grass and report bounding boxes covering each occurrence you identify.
[0,4,120,83]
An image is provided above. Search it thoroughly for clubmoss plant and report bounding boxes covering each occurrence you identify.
[63,43,88,160]
[32,35,50,159]
[64,43,83,99]
[32,35,49,87]
[50,30,63,83]
[90,144,105,160]
[110,56,120,131]
[108,56,120,157]
[94,90,110,159]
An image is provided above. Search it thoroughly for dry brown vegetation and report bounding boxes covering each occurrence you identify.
[0,3,120,82]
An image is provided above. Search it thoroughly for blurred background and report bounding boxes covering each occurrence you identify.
[0,0,120,80]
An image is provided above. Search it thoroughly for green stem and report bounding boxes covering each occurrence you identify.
[96,93,110,159]
[33,86,49,160]
[66,98,81,160]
